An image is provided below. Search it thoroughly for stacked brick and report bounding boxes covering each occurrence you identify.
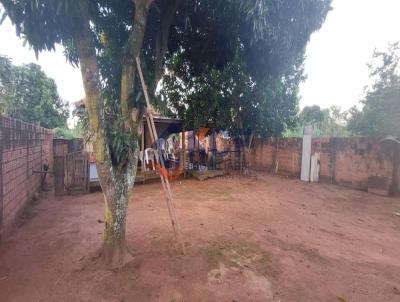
[0,116,53,233]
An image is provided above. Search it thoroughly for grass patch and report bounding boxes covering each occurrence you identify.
[206,246,226,268]
[151,237,180,257]
[205,240,270,269]
[266,236,328,265]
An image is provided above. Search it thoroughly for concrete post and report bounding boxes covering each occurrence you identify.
[301,125,313,182]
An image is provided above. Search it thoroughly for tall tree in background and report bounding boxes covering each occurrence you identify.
[0,0,331,267]
[295,105,348,137]
[0,56,14,113]
[161,1,330,138]
[348,42,400,138]
[299,105,325,125]
[0,56,68,128]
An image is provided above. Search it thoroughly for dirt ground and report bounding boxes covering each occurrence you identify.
[1,173,400,302]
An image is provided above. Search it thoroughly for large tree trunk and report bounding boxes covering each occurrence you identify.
[231,95,248,173]
[103,182,129,266]
[102,163,138,267]
[74,4,139,268]
[73,0,174,268]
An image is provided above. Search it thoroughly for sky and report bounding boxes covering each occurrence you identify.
[0,0,400,116]
[0,18,85,105]
[300,0,400,110]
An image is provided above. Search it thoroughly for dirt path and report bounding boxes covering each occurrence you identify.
[1,173,400,301]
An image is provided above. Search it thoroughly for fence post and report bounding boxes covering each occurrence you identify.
[300,125,313,182]
[53,139,66,195]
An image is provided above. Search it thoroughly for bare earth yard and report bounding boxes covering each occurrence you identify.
[1,173,400,302]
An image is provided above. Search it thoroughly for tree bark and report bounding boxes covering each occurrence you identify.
[74,4,139,268]
[102,166,138,267]
[72,0,175,268]
[231,95,248,172]
[121,0,153,122]
[153,0,180,90]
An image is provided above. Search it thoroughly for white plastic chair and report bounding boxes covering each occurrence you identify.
[144,148,156,170]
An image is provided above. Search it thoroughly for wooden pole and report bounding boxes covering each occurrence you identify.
[181,128,186,171]
[136,57,185,253]
[141,119,145,173]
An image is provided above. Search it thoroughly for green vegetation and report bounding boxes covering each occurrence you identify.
[161,1,331,138]
[0,55,68,128]
[291,43,400,139]
[53,126,82,139]
[347,42,400,138]
[285,105,349,137]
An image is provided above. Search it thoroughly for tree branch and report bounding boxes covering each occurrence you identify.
[120,0,153,124]
[73,4,112,184]
[153,0,180,90]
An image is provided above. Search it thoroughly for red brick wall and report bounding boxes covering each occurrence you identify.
[330,138,393,190]
[251,137,397,193]
[251,139,274,169]
[251,138,302,175]
[0,117,53,233]
[276,138,303,175]
[311,137,332,180]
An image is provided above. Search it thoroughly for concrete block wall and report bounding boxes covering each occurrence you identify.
[251,137,398,194]
[0,116,53,233]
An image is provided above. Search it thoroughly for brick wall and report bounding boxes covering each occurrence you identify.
[0,116,53,233]
[251,138,302,175]
[328,138,394,191]
[250,137,399,194]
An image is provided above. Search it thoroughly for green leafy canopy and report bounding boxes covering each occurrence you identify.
[348,42,400,138]
[0,55,69,128]
[161,0,331,137]
[1,0,332,151]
